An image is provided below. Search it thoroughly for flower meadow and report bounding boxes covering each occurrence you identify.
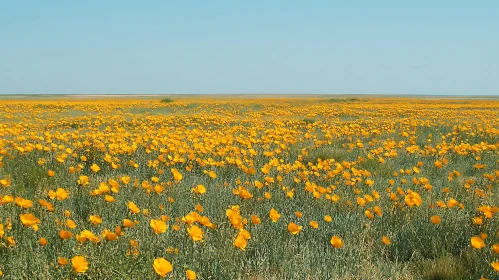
[1,97,499,279]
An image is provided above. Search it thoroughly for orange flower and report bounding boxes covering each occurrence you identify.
[90,163,101,172]
[330,236,344,248]
[382,236,391,245]
[430,215,441,224]
[269,208,281,222]
[58,257,69,265]
[309,220,319,229]
[153,258,173,277]
[251,215,261,225]
[123,219,135,228]
[191,185,206,195]
[59,230,73,240]
[287,223,302,235]
[89,215,102,225]
[471,236,485,249]
[186,269,197,280]
[71,256,89,273]
[492,244,499,254]
[187,225,204,242]
[20,213,40,231]
[127,201,140,214]
[492,261,499,272]
[150,219,167,234]
[324,215,333,223]
[39,237,49,246]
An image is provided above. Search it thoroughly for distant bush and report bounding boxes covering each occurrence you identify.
[160,98,173,103]
[324,97,366,103]
[301,118,316,124]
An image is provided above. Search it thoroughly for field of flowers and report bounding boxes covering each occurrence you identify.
[1,97,499,279]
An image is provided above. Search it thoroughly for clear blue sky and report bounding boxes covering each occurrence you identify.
[1,1,498,95]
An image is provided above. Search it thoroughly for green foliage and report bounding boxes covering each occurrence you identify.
[160,97,174,103]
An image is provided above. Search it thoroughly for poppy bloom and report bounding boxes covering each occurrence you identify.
[186,269,197,280]
[89,215,102,225]
[58,257,69,265]
[71,256,89,273]
[251,215,261,225]
[20,213,40,231]
[59,230,73,240]
[150,219,167,234]
[471,236,485,249]
[66,219,77,229]
[430,215,441,224]
[492,244,499,254]
[382,236,391,245]
[191,185,206,195]
[492,261,499,272]
[39,237,49,246]
[233,231,250,250]
[287,223,302,235]
[187,225,204,242]
[309,220,319,229]
[123,219,135,228]
[153,258,173,277]
[269,208,281,222]
[127,201,140,214]
[90,163,100,172]
[324,215,333,223]
[330,236,344,248]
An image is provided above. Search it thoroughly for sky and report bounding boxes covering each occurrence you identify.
[1,1,498,95]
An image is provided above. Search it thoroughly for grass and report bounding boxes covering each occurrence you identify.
[0,97,499,279]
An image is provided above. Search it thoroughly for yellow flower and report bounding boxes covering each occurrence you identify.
[150,219,167,234]
[90,163,101,172]
[58,257,69,265]
[59,230,73,240]
[153,258,173,277]
[20,213,40,231]
[191,185,206,195]
[39,237,49,246]
[287,223,302,235]
[76,230,99,243]
[330,236,344,248]
[269,208,281,222]
[89,215,102,225]
[404,190,422,207]
[251,215,261,225]
[471,236,485,249]
[309,220,319,229]
[382,236,391,245]
[324,215,333,223]
[71,256,89,273]
[171,168,183,181]
[233,231,250,250]
[186,269,197,280]
[492,261,499,272]
[66,219,77,229]
[187,225,204,242]
[127,201,141,214]
[430,215,441,225]
[123,219,135,228]
[492,244,499,254]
